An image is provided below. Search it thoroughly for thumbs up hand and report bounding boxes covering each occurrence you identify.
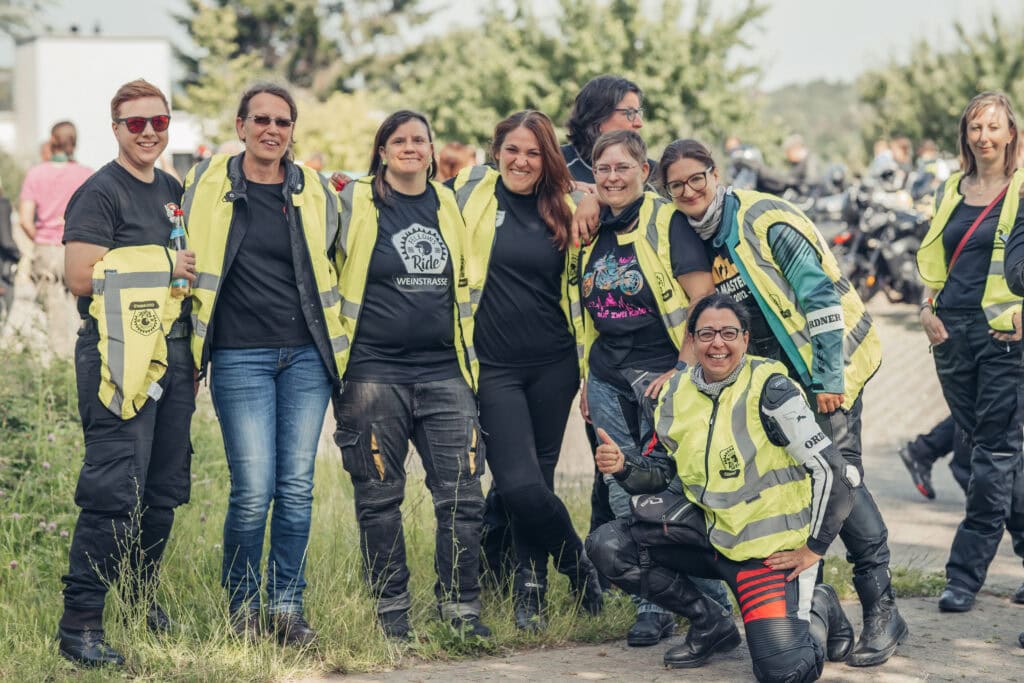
[594,427,625,475]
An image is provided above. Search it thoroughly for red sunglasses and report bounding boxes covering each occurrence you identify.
[115,115,171,134]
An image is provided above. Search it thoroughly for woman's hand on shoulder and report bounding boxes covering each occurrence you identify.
[644,368,677,399]
[571,193,601,247]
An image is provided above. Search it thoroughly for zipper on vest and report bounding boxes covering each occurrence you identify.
[701,397,720,537]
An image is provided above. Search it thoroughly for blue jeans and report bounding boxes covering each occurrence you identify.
[587,371,733,612]
[333,377,485,619]
[210,344,332,615]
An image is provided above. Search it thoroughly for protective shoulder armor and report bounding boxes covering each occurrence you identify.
[761,373,801,410]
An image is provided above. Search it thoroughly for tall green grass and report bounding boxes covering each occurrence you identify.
[0,346,941,680]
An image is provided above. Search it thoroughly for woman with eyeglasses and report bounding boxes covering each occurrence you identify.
[182,82,346,645]
[660,138,907,667]
[579,129,731,646]
[331,110,486,641]
[59,79,195,667]
[588,293,858,681]
[450,110,602,630]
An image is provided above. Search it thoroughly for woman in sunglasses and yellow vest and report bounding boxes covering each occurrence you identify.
[59,79,195,667]
[916,91,1024,615]
[331,110,485,640]
[182,83,345,645]
[451,110,602,630]
[660,138,905,667]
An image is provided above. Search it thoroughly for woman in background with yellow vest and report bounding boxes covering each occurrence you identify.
[578,129,730,646]
[916,91,1024,614]
[58,79,196,668]
[661,138,906,667]
[183,83,344,646]
[451,110,602,630]
[588,293,859,682]
[332,110,486,640]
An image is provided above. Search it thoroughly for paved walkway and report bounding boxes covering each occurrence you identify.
[309,299,1024,682]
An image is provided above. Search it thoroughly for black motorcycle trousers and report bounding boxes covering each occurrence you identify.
[61,327,194,630]
[333,377,485,618]
[477,355,585,591]
[908,414,972,490]
[933,310,1024,594]
[588,512,825,683]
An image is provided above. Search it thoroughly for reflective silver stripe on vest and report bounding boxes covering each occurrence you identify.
[984,299,1018,321]
[320,176,340,250]
[709,507,812,550]
[340,297,360,319]
[656,373,684,454]
[644,199,666,252]
[192,314,207,339]
[989,259,1006,276]
[459,301,473,319]
[320,286,341,309]
[331,335,349,353]
[576,343,585,360]
[569,299,582,320]
[834,277,851,296]
[662,305,686,330]
[455,165,488,211]
[194,272,220,292]
[465,344,478,363]
[686,359,806,509]
[469,288,483,306]
[182,156,213,224]
[843,311,873,361]
[339,183,356,258]
[92,278,105,295]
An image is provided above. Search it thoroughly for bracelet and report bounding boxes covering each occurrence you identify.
[919,297,933,312]
[675,360,688,371]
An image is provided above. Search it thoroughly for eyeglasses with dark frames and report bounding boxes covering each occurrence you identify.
[613,107,644,122]
[246,114,294,128]
[666,167,714,198]
[115,115,171,134]
[694,326,743,343]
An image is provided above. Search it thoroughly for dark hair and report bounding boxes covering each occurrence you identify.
[958,91,1019,178]
[565,75,642,163]
[658,138,717,189]
[236,82,298,122]
[110,79,169,120]
[592,129,647,168]
[50,121,77,156]
[368,109,435,205]
[491,110,573,249]
[236,82,298,161]
[687,293,751,335]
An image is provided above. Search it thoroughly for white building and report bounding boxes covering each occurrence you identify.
[12,35,201,174]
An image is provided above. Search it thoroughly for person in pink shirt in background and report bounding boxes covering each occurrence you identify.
[19,121,93,357]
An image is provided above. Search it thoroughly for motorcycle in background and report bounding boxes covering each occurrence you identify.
[0,195,19,328]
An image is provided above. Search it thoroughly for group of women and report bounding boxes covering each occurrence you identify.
[57,73,1024,679]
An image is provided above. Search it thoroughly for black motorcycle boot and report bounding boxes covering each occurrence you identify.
[809,584,855,662]
[513,567,547,632]
[566,552,604,616]
[57,626,125,668]
[898,443,936,500]
[663,595,741,669]
[847,573,908,667]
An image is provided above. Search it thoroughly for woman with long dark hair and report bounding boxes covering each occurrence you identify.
[332,110,486,640]
[452,110,602,629]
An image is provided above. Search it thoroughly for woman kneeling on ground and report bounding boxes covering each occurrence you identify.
[587,293,859,682]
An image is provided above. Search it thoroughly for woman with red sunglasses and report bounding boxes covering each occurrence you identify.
[58,79,196,667]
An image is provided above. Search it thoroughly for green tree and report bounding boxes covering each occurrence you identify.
[294,91,381,172]
[368,0,770,157]
[0,0,51,39]
[858,13,1024,154]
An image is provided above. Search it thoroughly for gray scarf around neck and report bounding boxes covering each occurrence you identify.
[686,184,728,241]
[691,355,747,399]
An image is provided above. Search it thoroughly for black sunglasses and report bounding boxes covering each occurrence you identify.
[115,115,171,134]
[246,114,294,129]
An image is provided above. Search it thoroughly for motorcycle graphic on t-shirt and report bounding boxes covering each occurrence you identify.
[582,252,650,320]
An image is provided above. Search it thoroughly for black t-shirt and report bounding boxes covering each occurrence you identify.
[703,233,774,344]
[63,161,186,319]
[211,181,314,349]
[938,194,1024,311]
[345,186,460,383]
[475,179,575,366]
[582,211,707,384]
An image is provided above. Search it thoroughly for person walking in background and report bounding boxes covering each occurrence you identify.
[917,90,1024,614]
[661,138,907,666]
[58,79,195,668]
[183,83,345,646]
[452,111,602,631]
[19,121,93,358]
[332,110,487,640]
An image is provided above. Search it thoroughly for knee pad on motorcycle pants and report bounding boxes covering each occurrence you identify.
[585,519,639,589]
[746,618,824,683]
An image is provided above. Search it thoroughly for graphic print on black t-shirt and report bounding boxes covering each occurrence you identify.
[582,250,648,318]
[390,222,450,289]
[704,239,774,346]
